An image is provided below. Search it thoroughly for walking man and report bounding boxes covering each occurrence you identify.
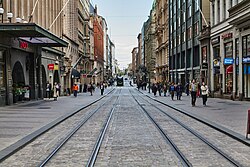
[100,82,105,95]
[189,79,198,106]
[201,82,209,106]
[46,81,51,99]
[73,83,78,97]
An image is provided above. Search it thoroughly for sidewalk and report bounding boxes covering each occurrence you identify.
[140,89,249,138]
[0,87,113,154]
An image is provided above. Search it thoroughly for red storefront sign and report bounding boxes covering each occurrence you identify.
[20,41,28,49]
[48,64,54,70]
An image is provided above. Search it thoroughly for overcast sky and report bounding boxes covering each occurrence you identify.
[91,0,154,69]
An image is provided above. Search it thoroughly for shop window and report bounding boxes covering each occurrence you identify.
[243,36,247,57]
[224,42,233,58]
[247,36,250,56]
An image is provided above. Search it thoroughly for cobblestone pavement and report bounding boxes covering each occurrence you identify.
[96,89,182,166]
[0,85,250,166]
[139,89,250,137]
[136,92,250,166]
[0,88,112,155]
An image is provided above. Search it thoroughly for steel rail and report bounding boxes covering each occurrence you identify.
[129,90,192,167]
[137,92,242,167]
[0,88,115,162]
[39,89,119,167]
[86,89,121,167]
[140,90,250,147]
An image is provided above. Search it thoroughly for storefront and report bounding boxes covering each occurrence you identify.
[242,35,250,98]
[211,36,221,94]
[0,23,67,106]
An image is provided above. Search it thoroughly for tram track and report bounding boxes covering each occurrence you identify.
[39,89,121,166]
[130,89,243,167]
[0,89,118,166]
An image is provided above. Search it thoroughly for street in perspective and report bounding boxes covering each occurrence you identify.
[1,0,250,166]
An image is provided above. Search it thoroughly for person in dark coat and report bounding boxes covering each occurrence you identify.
[100,82,105,95]
[176,83,183,100]
[152,83,157,96]
[46,81,51,99]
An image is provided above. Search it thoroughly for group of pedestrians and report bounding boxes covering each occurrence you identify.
[45,81,107,100]
[149,79,209,107]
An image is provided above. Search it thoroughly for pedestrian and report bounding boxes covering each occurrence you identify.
[189,79,198,106]
[72,83,78,97]
[46,81,51,99]
[100,82,104,95]
[163,84,167,96]
[157,82,162,96]
[201,82,209,106]
[53,82,59,101]
[176,83,183,100]
[169,83,175,100]
[88,83,93,96]
[185,82,189,96]
[152,83,157,96]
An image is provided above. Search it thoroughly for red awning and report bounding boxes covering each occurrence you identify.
[226,65,233,74]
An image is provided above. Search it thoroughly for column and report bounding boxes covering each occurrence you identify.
[232,0,237,7]
[239,31,243,100]
[210,41,214,96]
[210,1,214,26]
[220,0,224,22]
[232,27,236,99]
[225,0,230,19]
[214,0,218,25]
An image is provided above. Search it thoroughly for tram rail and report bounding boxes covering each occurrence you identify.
[131,89,242,167]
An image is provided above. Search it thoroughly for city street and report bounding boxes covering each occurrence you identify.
[0,83,250,166]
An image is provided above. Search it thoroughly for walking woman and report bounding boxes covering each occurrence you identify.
[201,82,209,106]
[169,83,175,100]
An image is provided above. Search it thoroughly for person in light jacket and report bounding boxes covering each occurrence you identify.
[201,82,209,106]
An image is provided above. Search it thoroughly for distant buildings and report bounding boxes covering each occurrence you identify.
[0,0,116,106]
[133,0,250,100]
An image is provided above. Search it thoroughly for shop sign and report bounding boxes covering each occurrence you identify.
[211,37,220,45]
[224,58,234,65]
[202,63,208,69]
[222,33,233,40]
[243,56,250,64]
[54,64,59,70]
[20,41,28,49]
[48,64,54,70]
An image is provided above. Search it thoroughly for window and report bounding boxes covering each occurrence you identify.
[224,42,233,58]
[182,31,186,43]
[187,27,192,40]
[194,22,199,36]
[247,36,250,56]
[195,0,199,12]
[243,36,247,57]
[188,6,192,17]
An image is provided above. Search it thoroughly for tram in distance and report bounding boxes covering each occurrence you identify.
[116,76,124,86]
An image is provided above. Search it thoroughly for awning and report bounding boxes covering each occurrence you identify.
[71,69,81,79]
[0,23,68,47]
[226,65,233,74]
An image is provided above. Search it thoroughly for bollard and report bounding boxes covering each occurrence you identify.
[246,109,250,139]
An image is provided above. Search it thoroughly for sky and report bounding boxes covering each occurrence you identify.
[91,0,154,69]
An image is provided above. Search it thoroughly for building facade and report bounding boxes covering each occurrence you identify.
[210,0,250,100]
[0,0,67,106]
[169,0,210,85]
[155,0,169,83]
